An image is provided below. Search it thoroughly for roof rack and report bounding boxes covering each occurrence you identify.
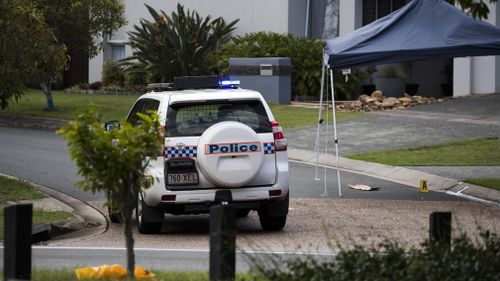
[147,83,173,91]
[147,75,240,92]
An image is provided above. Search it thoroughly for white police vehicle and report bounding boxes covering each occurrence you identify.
[109,76,289,234]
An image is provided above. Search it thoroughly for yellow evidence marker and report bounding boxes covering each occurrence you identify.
[419,179,429,193]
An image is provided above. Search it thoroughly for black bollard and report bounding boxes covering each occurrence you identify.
[4,204,33,281]
[210,191,236,281]
[429,212,452,248]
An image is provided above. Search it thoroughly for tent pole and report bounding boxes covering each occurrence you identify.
[321,68,330,197]
[314,63,326,180]
[329,69,342,198]
[305,0,310,37]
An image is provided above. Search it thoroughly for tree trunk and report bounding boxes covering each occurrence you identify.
[123,211,135,279]
[40,81,55,110]
[120,180,137,280]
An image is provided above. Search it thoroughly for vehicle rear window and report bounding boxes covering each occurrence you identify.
[167,100,272,137]
[127,98,160,126]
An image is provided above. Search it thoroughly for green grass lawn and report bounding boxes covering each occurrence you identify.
[0,208,70,240]
[0,176,46,203]
[269,103,363,130]
[346,137,500,166]
[464,178,500,191]
[0,90,362,130]
[0,176,72,240]
[0,90,139,121]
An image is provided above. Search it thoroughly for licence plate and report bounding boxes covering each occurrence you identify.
[168,173,198,185]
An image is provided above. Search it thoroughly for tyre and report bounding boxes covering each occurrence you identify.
[258,194,289,231]
[236,209,250,218]
[107,192,121,223]
[108,204,121,223]
[258,210,287,231]
[136,194,163,234]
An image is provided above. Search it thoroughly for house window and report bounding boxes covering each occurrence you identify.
[363,0,409,25]
[111,44,125,61]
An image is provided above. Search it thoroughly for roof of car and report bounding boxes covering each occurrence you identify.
[139,88,264,103]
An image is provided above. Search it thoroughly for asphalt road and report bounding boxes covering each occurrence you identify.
[0,126,101,201]
[0,126,457,202]
[0,246,335,272]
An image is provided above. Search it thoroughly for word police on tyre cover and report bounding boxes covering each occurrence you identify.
[206,142,261,154]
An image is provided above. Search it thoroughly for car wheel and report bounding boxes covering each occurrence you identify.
[258,210,287,231]
[236,209,250,218]
[108,204,122,223]
[136,194,162,234]
[107,192,121,223]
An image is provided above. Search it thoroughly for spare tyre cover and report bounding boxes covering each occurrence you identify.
[197,121,264,187]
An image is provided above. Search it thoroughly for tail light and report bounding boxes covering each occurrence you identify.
[271,121,287,151]
[160,125,166,157]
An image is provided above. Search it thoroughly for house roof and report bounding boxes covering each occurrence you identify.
[324,0,500,69]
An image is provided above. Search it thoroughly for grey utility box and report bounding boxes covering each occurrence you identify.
[229,57,291,104]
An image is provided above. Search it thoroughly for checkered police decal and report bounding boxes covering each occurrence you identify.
[263,142,275,154]
[166,146,197,158]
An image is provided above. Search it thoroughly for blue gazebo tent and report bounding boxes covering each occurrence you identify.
[324,0,500,69]
[315,0,500,197]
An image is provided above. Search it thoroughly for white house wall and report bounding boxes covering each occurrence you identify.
[471,56,496,94]
[88,49,103,84]
[454,1,499,96]
[338,0,362,36]
[288,0,307,37]
[122,0,289,39]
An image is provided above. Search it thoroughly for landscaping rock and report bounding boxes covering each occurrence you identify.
[335,92,441,112]
[381,100,396,108]
[371,90,384,101]
[385,97,400,105]
[358,95,370,104]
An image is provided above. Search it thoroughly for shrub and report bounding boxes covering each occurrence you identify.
[124,69,149,91]
[78,83,90,90]
[102,60,124,87]
[213,32,368,101]
[253,231,500,281]
[123,3,238,83]
[89,81,102,90]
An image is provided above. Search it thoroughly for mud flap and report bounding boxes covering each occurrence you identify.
[265,193,289,217]
[141,200,165,223]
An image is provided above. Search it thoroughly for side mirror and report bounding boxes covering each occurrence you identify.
[104,120,121,131]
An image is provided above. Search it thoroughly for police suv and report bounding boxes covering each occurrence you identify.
[109,76,289,234]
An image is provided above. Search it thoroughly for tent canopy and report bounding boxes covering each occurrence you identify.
[324,0,500,69]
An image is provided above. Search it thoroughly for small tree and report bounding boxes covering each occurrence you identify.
[123,3,238,82]
[34,0,126,109]
[58,108,161,278]
[0,0,56,109]
[34,42,68,111]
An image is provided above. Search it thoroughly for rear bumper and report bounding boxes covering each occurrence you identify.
[144,183,288,206]
[143,151,289,213]
[153,199,262,215]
